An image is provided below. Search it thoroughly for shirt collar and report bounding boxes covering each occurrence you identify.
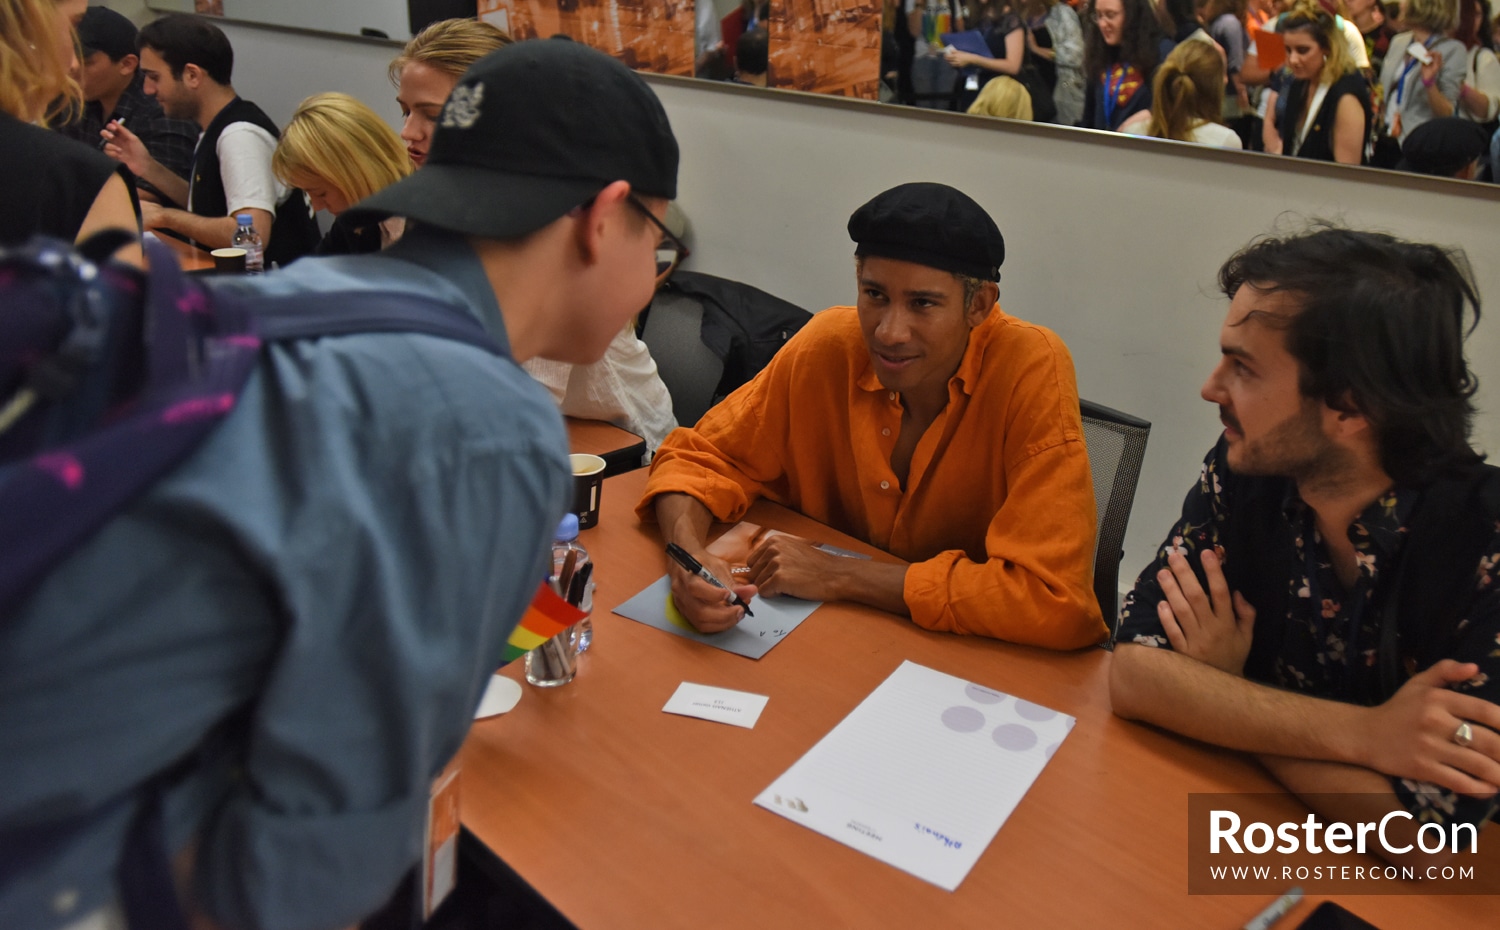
[381,226,512,358]
[1281,483,1416,582]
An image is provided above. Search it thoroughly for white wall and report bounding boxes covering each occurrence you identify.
[108,8,1500,585]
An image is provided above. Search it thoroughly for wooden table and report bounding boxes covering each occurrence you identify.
[460,469,1497,929]
[565,417,647,477]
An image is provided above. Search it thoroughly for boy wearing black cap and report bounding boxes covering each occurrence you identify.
[58,6,196,202]
[3,41,677,930]
[640,182,1104,650]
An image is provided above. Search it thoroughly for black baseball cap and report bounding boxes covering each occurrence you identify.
[77,7,139,61]
[346,40,678,240]
[848,183,1005,282]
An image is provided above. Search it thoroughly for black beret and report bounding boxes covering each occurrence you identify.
[1399,118,1489,178]
[847,182,1004,282]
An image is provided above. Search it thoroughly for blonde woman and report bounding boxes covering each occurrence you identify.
[0,0,139,259]
[1274,1,1371,163]
[388,23,675,452]
[389,18,512,166]
[966,73,1037,117]
[1127,38,1245,145]
[273,92,412,254]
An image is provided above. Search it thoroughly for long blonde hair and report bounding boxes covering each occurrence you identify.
[1146,39,1226,141]
[0,0,81,125]
[388,18,512,86]
[273,93,413,205]
[1280,0,1359,81]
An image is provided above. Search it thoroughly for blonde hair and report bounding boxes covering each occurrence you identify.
[273,93,413,205]
[966,75,1035,120]
[388,18,512,86]
[0,0,81,125]
[1146,39,1226,141]
[1281,0,1360,81]
[1402,0,1459,30]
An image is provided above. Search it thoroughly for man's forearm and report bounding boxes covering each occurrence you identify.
[137,157,190,208]
[654,492,716,556]
[829,558,910,617]
[1110,644,1371,764]
[150,209,239,249]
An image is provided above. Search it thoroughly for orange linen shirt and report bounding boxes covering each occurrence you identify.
[637,305,1105,649]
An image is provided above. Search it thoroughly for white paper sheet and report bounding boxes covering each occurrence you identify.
[754,660,1074,891]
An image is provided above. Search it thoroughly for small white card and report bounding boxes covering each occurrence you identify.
[663,682,769,729]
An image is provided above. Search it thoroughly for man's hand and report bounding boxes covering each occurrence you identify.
[745,534,847,601]
[1155,548,1255,675]
[666,547,756,635]
[140,201,167,230]
[101,120,154,177]
[1359,659,1500,797]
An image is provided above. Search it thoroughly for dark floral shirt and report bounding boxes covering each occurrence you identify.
[1118,440,1500,829]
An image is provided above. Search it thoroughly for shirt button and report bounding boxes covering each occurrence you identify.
[881,428,891,437]
[888,392,897,401]
[880,481,890,490]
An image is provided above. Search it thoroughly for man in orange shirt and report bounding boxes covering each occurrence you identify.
[638,182,1104,649]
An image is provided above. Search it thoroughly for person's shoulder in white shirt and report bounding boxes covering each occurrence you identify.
[217,121,288,216]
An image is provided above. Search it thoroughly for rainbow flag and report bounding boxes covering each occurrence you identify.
[501,581,589,665]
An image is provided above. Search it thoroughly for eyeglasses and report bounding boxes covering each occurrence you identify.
[626,193,691,280]
[1092,9,1123,22]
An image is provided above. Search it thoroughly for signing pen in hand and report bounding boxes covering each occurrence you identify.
[665,542,754,617]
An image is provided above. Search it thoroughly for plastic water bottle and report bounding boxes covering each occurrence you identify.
[232,212,264,274]
[552,513,593,653]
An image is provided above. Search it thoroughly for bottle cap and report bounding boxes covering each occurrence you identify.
[554,512,580,541]
[235,212,253,225]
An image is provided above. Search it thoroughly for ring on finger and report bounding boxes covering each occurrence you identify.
[1454,721,1475,748]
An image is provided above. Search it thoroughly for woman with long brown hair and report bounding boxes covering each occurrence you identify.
[1126,38,1246,145]
[1080,0,1177,128]
[0,0,139,256]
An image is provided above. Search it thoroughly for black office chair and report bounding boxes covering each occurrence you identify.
[639,272,810,429]
[638,290,726,430]
[1079,399,1151,640]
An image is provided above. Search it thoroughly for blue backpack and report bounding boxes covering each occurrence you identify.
[0,233,503,928]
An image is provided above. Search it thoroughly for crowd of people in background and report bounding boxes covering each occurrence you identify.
[810,0,1500,179]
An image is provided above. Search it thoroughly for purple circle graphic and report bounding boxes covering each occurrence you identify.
[942,706,986,733]
[991,724,1038,751]
[1044,743,1060,760]
[1014,700,1058,722]
[965,683,1005,705]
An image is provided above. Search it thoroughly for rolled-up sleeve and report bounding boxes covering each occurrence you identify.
[902,423,1103,648]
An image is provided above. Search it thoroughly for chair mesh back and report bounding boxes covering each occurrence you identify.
[1079,400,1150,636]
[639,292,726,428]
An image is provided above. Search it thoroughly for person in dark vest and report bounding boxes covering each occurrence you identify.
[101,14,318,268]
[56,7,198,206]
[1112,226,1500,865]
